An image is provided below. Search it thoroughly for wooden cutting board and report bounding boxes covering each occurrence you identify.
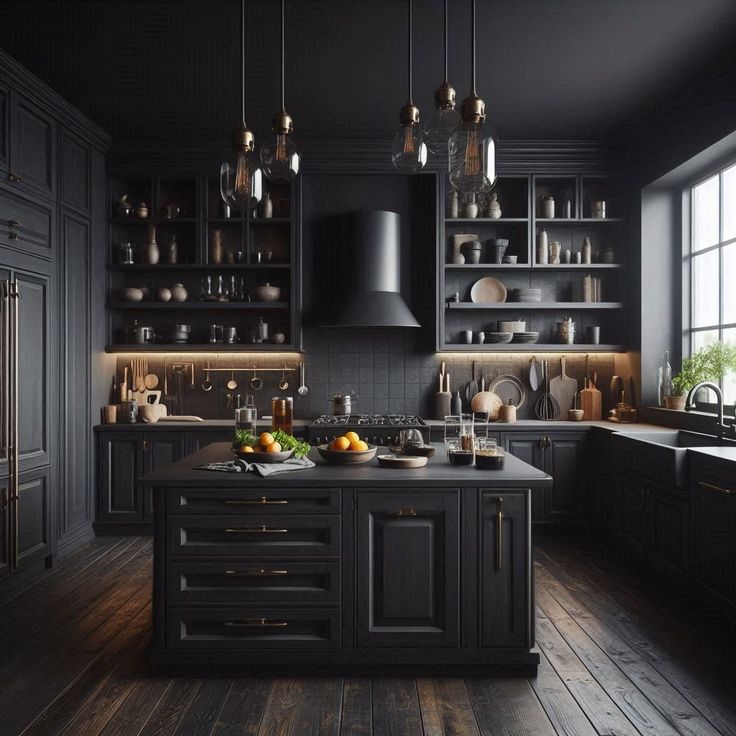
[580,370,603,420]
[549,357,578,414]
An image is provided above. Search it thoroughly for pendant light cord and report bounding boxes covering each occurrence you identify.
[408,0,413,102]
[280,0,286,111]
[443,0,448,83]
[470,0,476,94]
[240,0,245,123]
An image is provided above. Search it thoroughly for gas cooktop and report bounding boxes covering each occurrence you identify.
[311,414,426,427]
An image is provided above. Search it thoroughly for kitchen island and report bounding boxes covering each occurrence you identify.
[145,442,552,676]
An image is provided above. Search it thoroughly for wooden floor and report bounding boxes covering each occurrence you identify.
[1,536,735,736]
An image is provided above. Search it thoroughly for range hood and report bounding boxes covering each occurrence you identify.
[324,210,420,328]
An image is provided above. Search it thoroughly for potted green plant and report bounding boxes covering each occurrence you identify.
[666,342,736,409]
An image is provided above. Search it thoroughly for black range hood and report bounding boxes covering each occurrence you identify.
[324,210,420,328]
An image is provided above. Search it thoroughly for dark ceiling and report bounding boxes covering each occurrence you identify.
[2,0,736,150]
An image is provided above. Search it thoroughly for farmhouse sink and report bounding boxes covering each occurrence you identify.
[610,430,729,488]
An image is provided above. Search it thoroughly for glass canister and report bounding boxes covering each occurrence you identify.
[235,406,258,434]
[271,396,293,435]
[444,414,475,466]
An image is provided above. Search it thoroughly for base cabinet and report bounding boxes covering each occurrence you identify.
[356,490,459,648]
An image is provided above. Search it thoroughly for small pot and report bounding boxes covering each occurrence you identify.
[664,395,687,410]
[568,408,585,422]
[254,283,282,302]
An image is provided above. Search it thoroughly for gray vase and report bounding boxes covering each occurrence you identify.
[490,238,509,264]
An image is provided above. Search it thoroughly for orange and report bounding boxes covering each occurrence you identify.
[240,444,254,453]
[350,440,369,451]
[259,432,274,447]
[266,441,282,453]
[331,436,351,451]
[344,431,360,444]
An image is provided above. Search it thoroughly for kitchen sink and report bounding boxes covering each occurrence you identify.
[610,430,731,488]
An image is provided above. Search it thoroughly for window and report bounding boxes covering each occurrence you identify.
[689,164,736,404]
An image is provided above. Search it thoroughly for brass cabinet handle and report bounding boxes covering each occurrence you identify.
[390,507,417,517]
[8,172,22,183]
[699,481,735,495]
[224,526,288,534]
[495,497,503,570]
[225,497,288,505]
[224,568,288,576]
[225,618,288,628]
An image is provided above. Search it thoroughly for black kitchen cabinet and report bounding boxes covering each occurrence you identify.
[480,490,532,649]
[59,130,91,214]
[16,466,52,569]
[501,431,588,524]
[185,430,234,455]
[616,471,648,559]
[691,456,736,611]
[0,477,9,580]
[356,489,460,648]
[97,430,187,530]
[7,91,56,200]
[0,83,8,178]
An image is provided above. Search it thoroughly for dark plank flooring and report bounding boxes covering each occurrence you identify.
[1,535,735,736]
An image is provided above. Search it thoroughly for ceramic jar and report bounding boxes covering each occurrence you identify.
[260,192,273,219]
[549,240,561,264]
[488,192,502,219]
[537,229,549,265]
[136,202,149,218]
[462,195,479,219]
[540,196,555,218]
[447,191,459,219]
[156,287,172,302]
[210,229,224,264]
[144,225,159,265]
[168,235,178,264]
[170,283,188,302]
[582,236,592,264]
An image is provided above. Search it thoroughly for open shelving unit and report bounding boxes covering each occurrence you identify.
[106,173,300,352]
[437,173,629,352]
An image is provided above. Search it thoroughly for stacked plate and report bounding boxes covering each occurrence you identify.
[511,331,540,344]
[512,288,542,302]
[485,331,513,344]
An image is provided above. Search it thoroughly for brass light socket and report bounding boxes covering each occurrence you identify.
[460,94,486,124]
[233,122,255,152]
[434,81,457,110]
[272,108,294,135]
[399,102,421,127]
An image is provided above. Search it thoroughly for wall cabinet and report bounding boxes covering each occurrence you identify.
[356,490,460,648]
[501,431,587,523]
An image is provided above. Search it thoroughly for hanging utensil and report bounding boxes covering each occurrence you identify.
[466,360,479,405]
[226,362,238,390]
[297,362,309,396]
[278,366,289,391]
[529,356,541,391]
[201,361,213,392]
[535,360,560,420]
[250,367,263,390]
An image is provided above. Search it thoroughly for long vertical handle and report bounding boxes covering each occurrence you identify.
[495,496,503,570]
[1,281,9,466]
[9,280,19,569]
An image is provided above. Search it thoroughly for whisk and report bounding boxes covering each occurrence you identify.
[535,360,561,420]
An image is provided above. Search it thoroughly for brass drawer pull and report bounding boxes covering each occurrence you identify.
[225,618,288,628]
[390,508,417,517]
[496,497,503,570]
[224,525,288,534]
[225,497,288,505]
[224,568,288,576]
[699,481,735,495]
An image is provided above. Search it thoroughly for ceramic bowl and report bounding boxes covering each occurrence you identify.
[231,448,295,463]
[317,444,377,465]
[498,320,526,333]
[254,283,282,302]
[120,287,144,303]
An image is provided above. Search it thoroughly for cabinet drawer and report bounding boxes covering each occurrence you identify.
[171,488,341,515]
[0,190,52,258]
[169,607,341,649]
[169,560,341,604]
[170,515,341,557]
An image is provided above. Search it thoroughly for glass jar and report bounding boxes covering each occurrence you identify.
[271,397,293,435]
[235,406,257,434]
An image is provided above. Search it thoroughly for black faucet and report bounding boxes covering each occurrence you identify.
[685,381,736,438]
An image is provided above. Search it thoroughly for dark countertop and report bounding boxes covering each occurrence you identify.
[688,445,736,466]
[95,419,311,431]
[143,442,553,488]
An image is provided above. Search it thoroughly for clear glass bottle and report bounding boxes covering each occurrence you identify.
[271,396,293,435]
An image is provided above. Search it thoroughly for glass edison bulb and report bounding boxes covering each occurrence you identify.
[392,103,427,173]
[220,124,263,211]
[448,95,496,194]
[424,82,460,155]
[260,110,301,182]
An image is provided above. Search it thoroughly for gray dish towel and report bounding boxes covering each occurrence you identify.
[195,456,315,477]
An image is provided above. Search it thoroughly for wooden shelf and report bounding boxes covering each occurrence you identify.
[205,217,291,225]
[109,301,290,310]
[445,217,528,224]
[105,343,297,353]
[441,344,626,353]
[534,217,622,224]
[107,263,291,272]
[109,217,197,225]
[444,263,623,270]
[447,302,623,310]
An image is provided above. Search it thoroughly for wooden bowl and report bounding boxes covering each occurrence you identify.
[231,448,294,463]
[317,444,377,465]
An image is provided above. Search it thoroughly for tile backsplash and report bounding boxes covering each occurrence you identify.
[114,327,622,421]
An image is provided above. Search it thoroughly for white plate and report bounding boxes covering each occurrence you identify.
[470,277,507,304]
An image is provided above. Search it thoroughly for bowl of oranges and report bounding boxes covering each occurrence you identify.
[232,431,295,463]
[317,432,377,465]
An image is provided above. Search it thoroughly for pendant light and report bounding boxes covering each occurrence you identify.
[260,0,301,182]
[391,0,427,173]
[424,0,460,155]
[220,0,263,211]
[448,0,496,194]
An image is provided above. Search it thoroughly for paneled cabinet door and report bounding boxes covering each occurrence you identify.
[0,83,8,177]
[98,432,143,524]
[0,478,9,579]
[16,466,51,569]
[480,491,531,648]
[8,91,56,200]
[616,472,647,558]
[356,489,460,648]
[545,433,586,519]
[142,433,187,521]
[502,434,546,522]
[59,130,91,213]
[650,487,688,584]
